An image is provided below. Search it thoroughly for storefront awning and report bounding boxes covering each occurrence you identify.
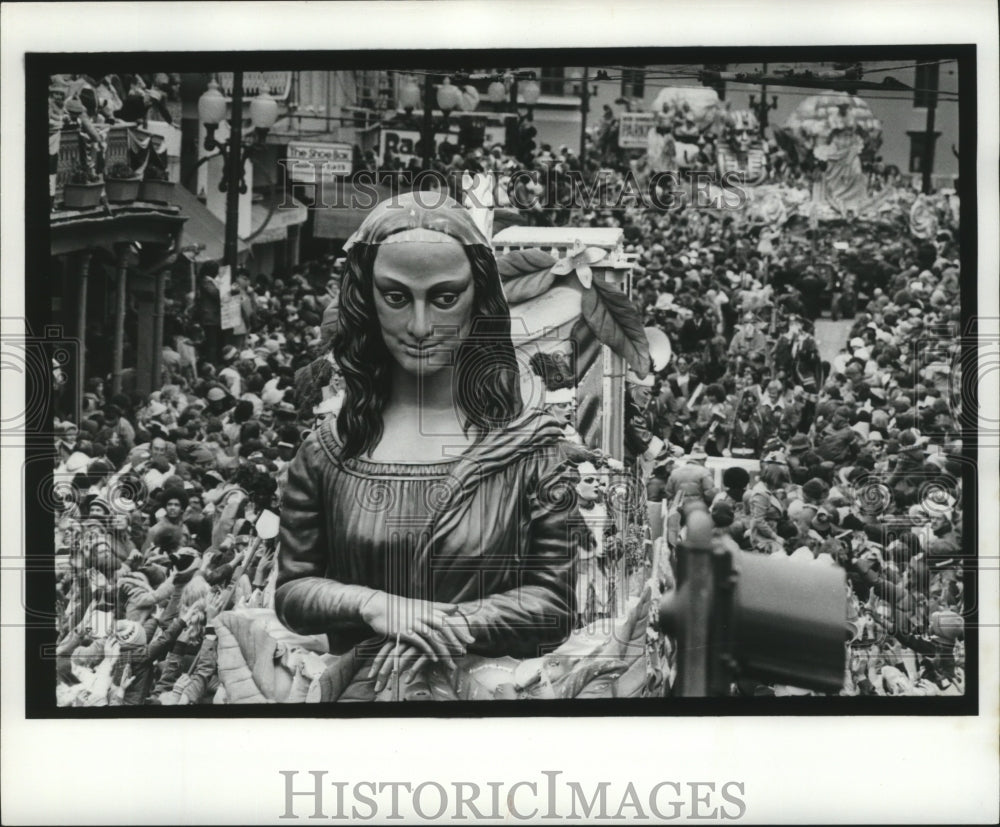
[174,184,248,262]
[248,194,308,246]
[313,181,396,240]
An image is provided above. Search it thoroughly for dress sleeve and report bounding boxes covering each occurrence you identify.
[274,432,378,637]
[455,443,578,658]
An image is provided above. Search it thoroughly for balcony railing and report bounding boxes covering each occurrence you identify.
[54,123,134,200]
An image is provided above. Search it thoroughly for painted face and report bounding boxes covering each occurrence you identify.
[733,127,753,152]
[372,237,475,378]
[632,386,653,410]
[575,471,603,503]
[547,401,575,425]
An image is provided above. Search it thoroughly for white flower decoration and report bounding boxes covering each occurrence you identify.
[550,240,608,289]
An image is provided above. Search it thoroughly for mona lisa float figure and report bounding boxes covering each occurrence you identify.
[275,193,579,701]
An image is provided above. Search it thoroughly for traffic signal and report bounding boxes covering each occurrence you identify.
[458,117,486,151]
[518,120,537,165]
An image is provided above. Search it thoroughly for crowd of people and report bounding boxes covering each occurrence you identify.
[52,117,965,703]
[621,200,965,696]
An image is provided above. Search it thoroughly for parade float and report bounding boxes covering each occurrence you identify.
[716,108,769,184]
[646,86,722,172]
[771,91,887,221]
[202,210,665,703]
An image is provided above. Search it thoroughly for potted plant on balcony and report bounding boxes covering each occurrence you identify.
[139,164,174,204]
[62,167,104,210]
[104,162,141,204]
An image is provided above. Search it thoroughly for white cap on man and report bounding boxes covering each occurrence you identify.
[626,370,654,387]
[544,387,575,405]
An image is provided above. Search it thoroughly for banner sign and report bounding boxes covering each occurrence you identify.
[287,141,353,183]
[618,112,655,149]
[220,296,242,330]
[216,265,243,330]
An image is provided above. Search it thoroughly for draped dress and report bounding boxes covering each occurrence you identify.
[275,409,580,700]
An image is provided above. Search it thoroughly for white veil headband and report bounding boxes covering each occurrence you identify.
[342,191,491,253]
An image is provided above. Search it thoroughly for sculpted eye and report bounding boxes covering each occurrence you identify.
[433,293,460,309]
[381,291,409,307]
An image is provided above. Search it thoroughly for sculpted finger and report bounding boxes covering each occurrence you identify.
[373,644,402,693]
[421,628,455,671]
[405,654,430,683]
[397,647,422,679]
[368,641,396,679]
[400,629,440,662]
[436,620,466,657]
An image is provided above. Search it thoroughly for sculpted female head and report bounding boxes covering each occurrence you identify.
[334,193,522,458]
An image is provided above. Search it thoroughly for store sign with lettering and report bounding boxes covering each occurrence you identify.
[287,141,353,183]
[378,128,461,167]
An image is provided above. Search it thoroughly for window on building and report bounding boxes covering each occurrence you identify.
[540,67,565,96]
[621,67,645,99]
[913,61,939,108]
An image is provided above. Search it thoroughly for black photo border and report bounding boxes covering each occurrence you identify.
[23,44,979,718]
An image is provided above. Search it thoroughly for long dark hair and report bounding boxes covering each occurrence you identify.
[333,241,523,459]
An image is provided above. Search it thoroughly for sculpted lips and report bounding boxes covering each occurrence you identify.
[401,340,448,357]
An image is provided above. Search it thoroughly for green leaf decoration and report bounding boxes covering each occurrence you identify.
[502,267,558,303]
[496,248,559,303]
[581,278,651,376]
[496,247,556,279]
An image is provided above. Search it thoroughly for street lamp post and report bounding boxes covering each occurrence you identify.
[413,74,466,171]
[520,78,540,121]
[422,74,435,171]
[224,73,244,275]
[198,73,279,276]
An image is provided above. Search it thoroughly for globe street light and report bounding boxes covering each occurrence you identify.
[398,76,422,112]
[421,74,479,170]
[520,79,541,106]
[435,77,461,113]
[487,80,507,104]
[198,72,279,274]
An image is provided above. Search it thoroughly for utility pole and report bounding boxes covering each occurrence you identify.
[920,62,939,194]
[921,102,937,194]
[579,66,590,159]
[758,62,768,137]
[507,75,520,157]
[422,73,435,170]
[223,70,244,275]
[748,63,777,139]
[702,63,727,100]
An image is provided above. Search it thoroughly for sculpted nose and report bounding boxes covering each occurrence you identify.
[407,302,432,340]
